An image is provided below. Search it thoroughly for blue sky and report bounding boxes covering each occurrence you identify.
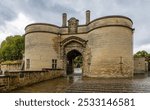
[0,0,150,53]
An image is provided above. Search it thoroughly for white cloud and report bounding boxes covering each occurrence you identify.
[0,13,34,44]
[0,33,10,44]
[8,13,34,34]
[134,44,150,53]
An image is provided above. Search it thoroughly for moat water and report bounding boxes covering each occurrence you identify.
[12,73,150,93]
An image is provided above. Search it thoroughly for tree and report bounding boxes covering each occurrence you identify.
[73,56,83,68]
[134,50,149,58]
[134,50,150,62]
[0,35,25,61]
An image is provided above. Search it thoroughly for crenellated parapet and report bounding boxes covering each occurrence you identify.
[25,15,133,36]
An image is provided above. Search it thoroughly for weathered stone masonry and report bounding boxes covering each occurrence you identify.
[25,10,134,78]
[0,70,63,92]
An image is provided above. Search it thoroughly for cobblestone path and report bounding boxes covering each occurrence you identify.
[12,74,150,93]
[66,75,150,93]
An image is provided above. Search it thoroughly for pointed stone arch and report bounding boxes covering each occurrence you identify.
[61,36,87,47]
[60,36,88,75]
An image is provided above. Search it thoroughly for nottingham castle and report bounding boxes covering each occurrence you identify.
[24,10,134,78]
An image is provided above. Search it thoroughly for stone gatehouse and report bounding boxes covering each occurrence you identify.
[24,10,134,78]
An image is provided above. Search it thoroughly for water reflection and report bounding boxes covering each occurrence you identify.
[11,74,82,93]
[66,73,150,93]
[67,74,82,83]
[11,73,150,93]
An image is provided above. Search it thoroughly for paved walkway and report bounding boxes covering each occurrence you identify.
[12,73,150,93]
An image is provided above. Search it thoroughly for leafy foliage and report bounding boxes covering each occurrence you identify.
[0,35,25,62]
[134,50,150,62]
[73,56,83,68]
[134,50,149,58]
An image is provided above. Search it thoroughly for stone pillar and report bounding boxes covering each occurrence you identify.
[86,10,90,24]
[62,13,67,27]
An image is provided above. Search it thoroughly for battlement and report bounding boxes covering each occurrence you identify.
[25,11,133,36]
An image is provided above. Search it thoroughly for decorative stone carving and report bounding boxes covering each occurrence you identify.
[61,36,87,47]
[60,36,87,59]
[60,36,89,75]
[68,17,79,34]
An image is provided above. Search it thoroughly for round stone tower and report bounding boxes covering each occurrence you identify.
[24,23,60,70]
[24,11,134,78]
[87,15,134,77]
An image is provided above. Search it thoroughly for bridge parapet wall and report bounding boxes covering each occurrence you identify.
[0,69,63,92]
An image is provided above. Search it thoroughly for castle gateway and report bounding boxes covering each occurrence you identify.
[24,11,134,78]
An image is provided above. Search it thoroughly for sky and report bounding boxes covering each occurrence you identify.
[0,0,150,53]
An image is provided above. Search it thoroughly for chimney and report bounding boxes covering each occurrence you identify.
[62,13,67,27]
[86,10,90,24]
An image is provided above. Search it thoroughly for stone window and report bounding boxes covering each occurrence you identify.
[26,59,30,69]
[52,59,57,69]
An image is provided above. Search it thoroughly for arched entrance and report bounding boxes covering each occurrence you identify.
[66,50,83,75]
[60,36,88,76]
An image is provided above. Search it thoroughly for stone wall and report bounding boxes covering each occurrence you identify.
[25,32,61,70]
[24,13,134,78]
[0,75,9,91]
[1,63,21,72]
[25,23,59,34]
[134,57,147,74]
[0,69,63,92]
[87,25,133,78]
